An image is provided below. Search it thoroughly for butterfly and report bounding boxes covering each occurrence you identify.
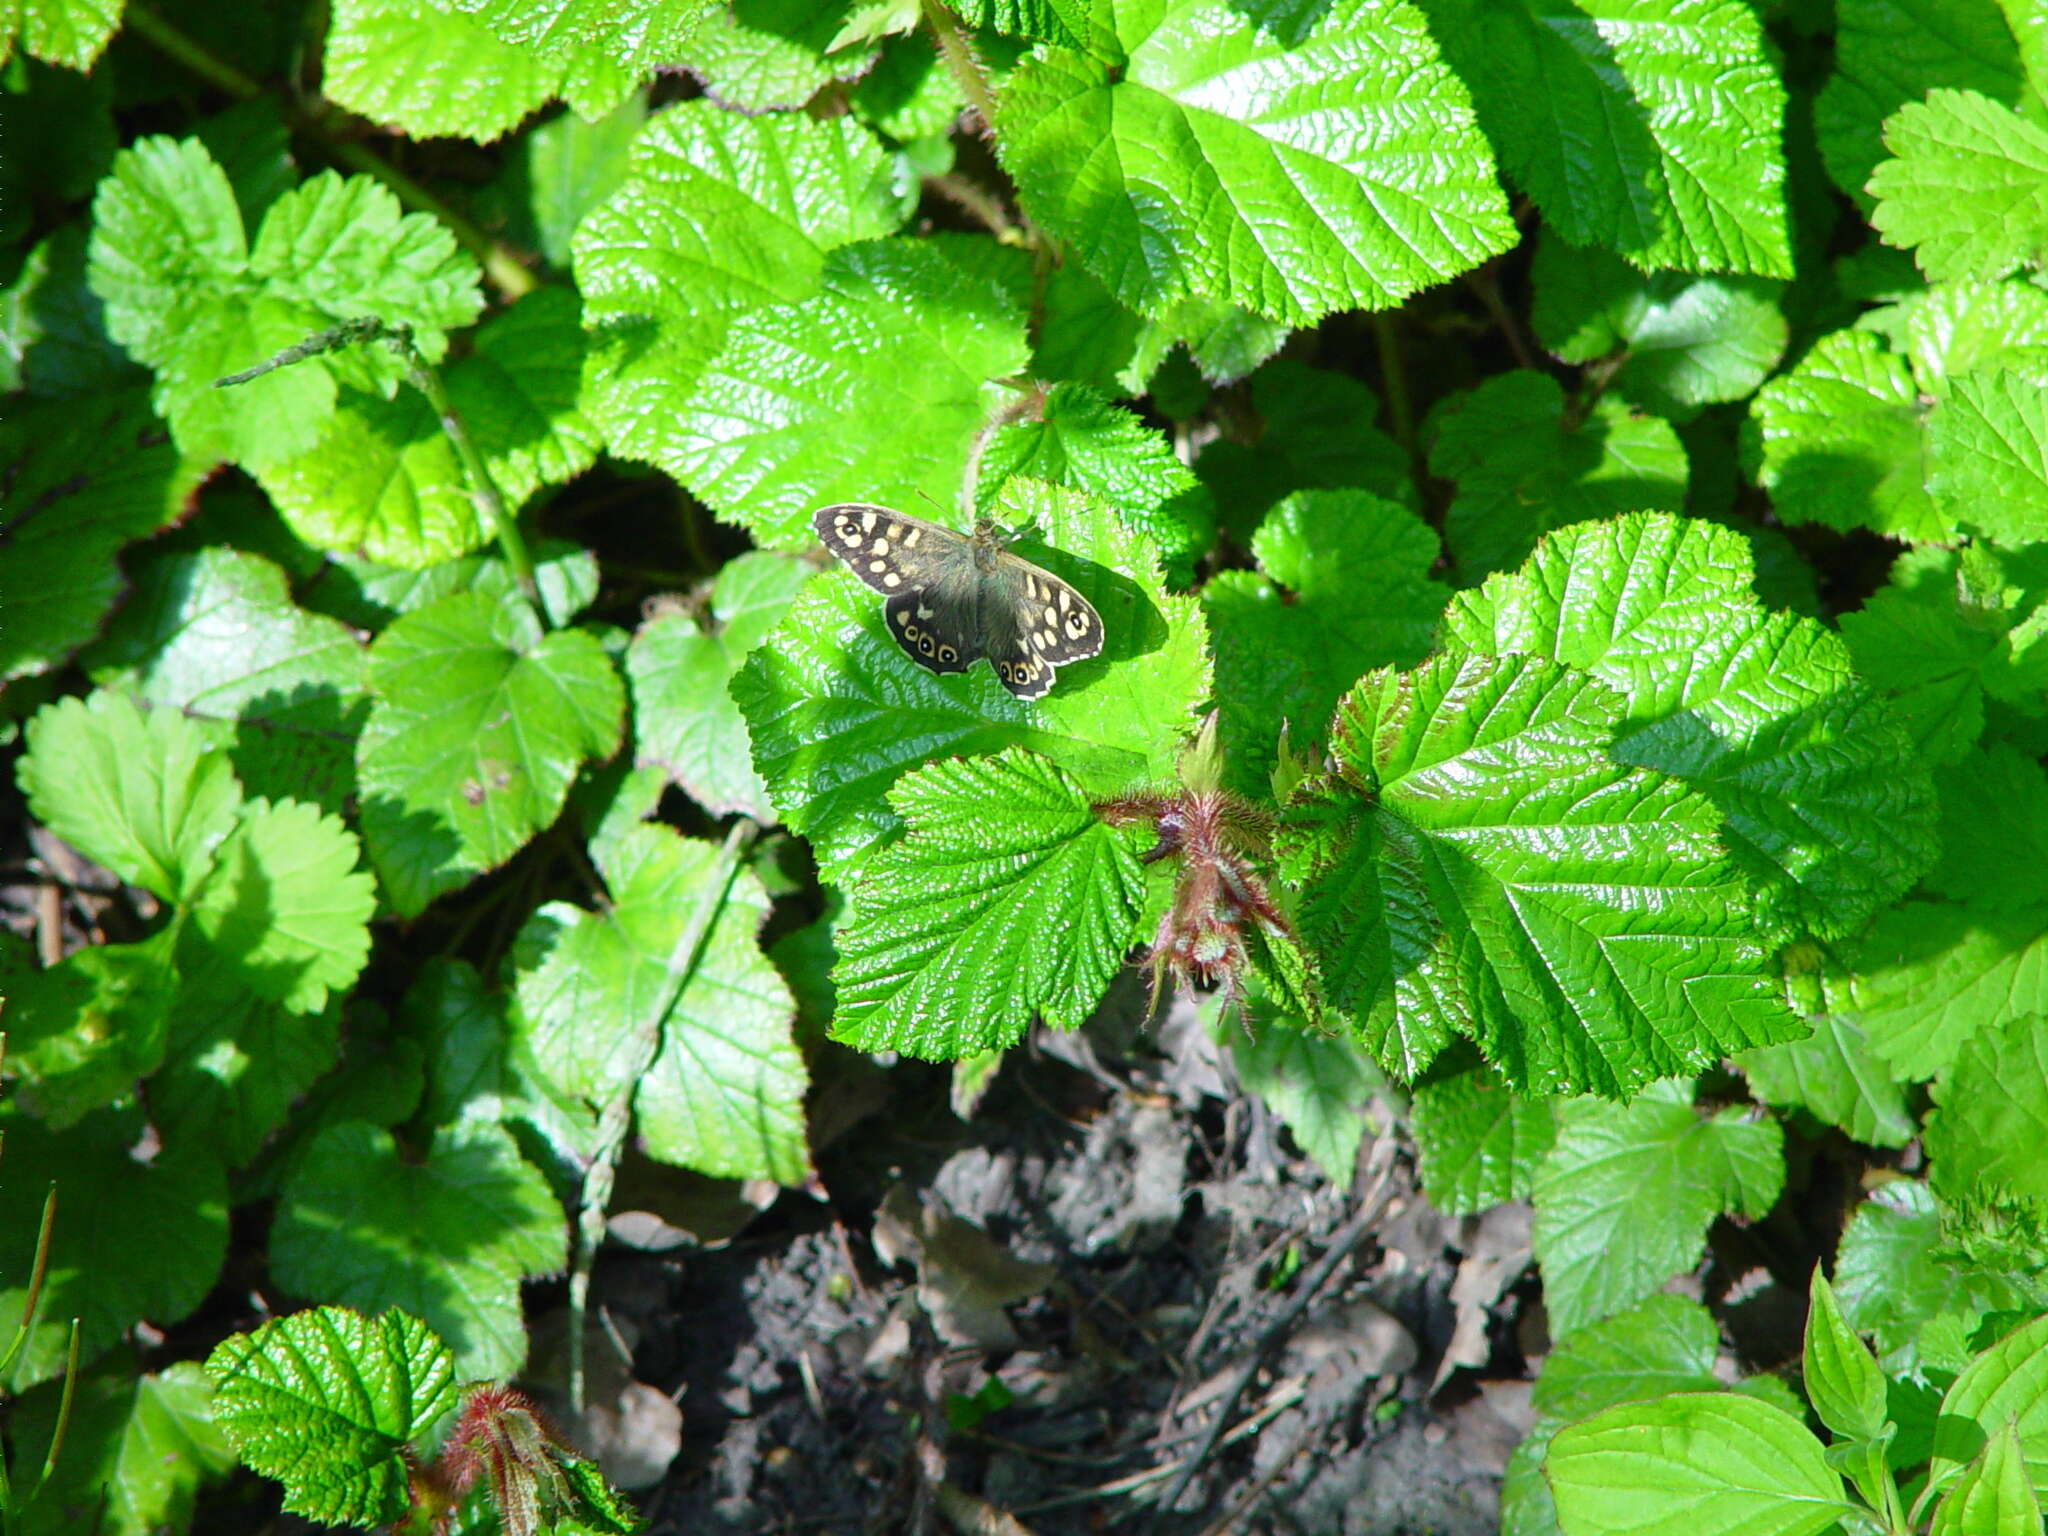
[811,502,1104,700]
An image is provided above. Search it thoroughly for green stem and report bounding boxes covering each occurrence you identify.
[123,3,536,300]
[1369,310,1416,470]
[566,819,760,1413]
[394,347,540,607]
[923,0,1000,134]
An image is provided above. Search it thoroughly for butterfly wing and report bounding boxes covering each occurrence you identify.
[811,503,957,597]
[883,590,980,673]
[982,551,1104,700]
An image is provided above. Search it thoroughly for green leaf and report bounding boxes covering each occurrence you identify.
[322,0,635,143]
[272,1122,567,1381]
[1805,1269,1890,1443]
[18,690,242,906]
[655,238,1030,547]
[626,552,810,819]
[511,823,810,1182]
[735,479,1209,874]
[357,592,626,915]
[1230,1013,1386,1188]
[1443,511,1940,943]
[1,224,142,398]
[1530,234,1788,420]
[0,0,121,69]
[1838,572,2008,767]
[310,539,602,632]
[205,1307,458,1527]
[828,750,1145,1060]
[1860,276,2048,395]
[1546,1392,1849,1536]
[1410,1052,1556,1216]
[254,288,600,568]
[1424,0,1793,277]
[1532,1081,1784,1337]
[85,547,370,817]
[0,388,206,686]
[88,137,484,466]
[486,88,646,270]
[1193,358,1412,541]
[1202,488,1442,799]
[1834,1181,2029,1373]
[1738,959,1914,1149]
[1930,1313,2048,1504]
[0,1106,229,1388]
[850,33,965,141]
[1928,368,2048,547]
[1814,0,2025,210]
[1745,327,1947,541]
[1927,746,2048,910]
[1279,650,1798,1094]
[1926,1013,2048,1209]
[1032,257,1150,397]
[0,929,176,1130]
[1931,1419,2042,1536]
[6,1359,235,1536]
[1854,899,2048,1080]
[974,381,1214,571]
[572,100,901,326]
[440,0,709,72]
[1427,370,1687,581]
[953,0,1087,43]
[678,0,880,111]
[1871,90,2048,283]
[191,797,377,1014]
[993,0,1516,324]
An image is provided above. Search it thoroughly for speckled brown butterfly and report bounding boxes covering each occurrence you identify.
[811,502,1103,700]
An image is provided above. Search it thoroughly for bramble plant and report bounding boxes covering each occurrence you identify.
[2,0,2048,1531]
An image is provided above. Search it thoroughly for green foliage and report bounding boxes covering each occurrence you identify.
[7,1,2048,1529]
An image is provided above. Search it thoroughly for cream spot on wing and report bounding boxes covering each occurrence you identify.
[883,573,901,588]
[860,511,877,532]
[916,603,934,619]
[1043,605,1057,625]
[894,610,911,627]
[1057,588,1071,611]
[870,538,891,557]
[867,559,888,573]
[903,527,921,547]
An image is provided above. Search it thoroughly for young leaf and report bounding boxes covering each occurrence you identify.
[1410,1051,1556,1216]
[511,823,811,1182]
[1929,1312,2048,1502]
[0,1105,229,1386]
[18,690,242,906]
[205,1307,458,1527]
[0,388,206,686]
[323,0,635,144]
[85,547,370,818]
[88,137,483,466]
[1929,368,2048,547]
[254,286,601,567]
[1806,1268,1891,1448]
[1854,899,2048,1080]
[1813,0,2024,210]
[1930,1418,2041,1536]
[1871,89,2048,283]
[993,0,1516,324]
[1530,234,1788,420]
[1745,327,1948,541]
[1443,511,1940,943]
[626,551,811,820]
[1201,488,1442,797]
[654,238,1031,547]
[1428,371,1687,581]
[357,591,625,915]
[1926,1013,2048,1208]
[1863,276,2048,393]
[1425,0,1793,277]
[1834,1181,2029,1373]
[1280,650,1797,1094]
[1532,1081,1783,1337]
[271,1122,567,1381]
[1545,1392,1850,1536]
[735,478,1208,874]
[828,749,1146,1060]
[190,797,377,1015]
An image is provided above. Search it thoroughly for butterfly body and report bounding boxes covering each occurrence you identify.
[812,502,1103,700]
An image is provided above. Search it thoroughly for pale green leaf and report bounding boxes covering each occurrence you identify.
[1929,368,2048,547]
[1280,650,1800,1093]
[679,0,879,111]
[1443,511,1940,942]
[1738,963,1913,1149]
[1804,1270,1890,1444]
[511,824,810,1181]
[1930,1313,2048,1503]
[272,1122,566,1380]
[993,0,1516,323]
[1426,0,1793,276]
[0,929,175,1130]
[830,750,1144,1059]
[850,33,964,140]
[1,224,141,398]
[205,1307,457,1527]
[1859,276,2048,395]
[1926,1013,2048,1208]
[1411,1053,1556,1216]
[441,0,710,72]
[1931,1419,2042,1536]
[357,593,626,915]
[1,0,120,69]
[17,690,241,905]
[1871,89,2048,283]
[1834,1181,2030,1373]
[1429,370,1687,581]
[1854,899,2048,1080]
[487,88,646,270]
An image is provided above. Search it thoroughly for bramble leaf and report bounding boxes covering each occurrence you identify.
[993,0,1516,324]
[1410,1052,1556,1216]
[1854,899,2048,1080]
[1230,1014,1385,1188]
[1926,1014,2048,1208]
[829,750,1145,1059]
[271,1122,566,1381]
[1925,746,2048,911]
[1280,649,1798,1094]
[1871,89,2048,283]
[511,823,810,1182]
[205,1307,458,1527]
[357,592,625,915]
[442,0,711,72]
[1928,368,2048,546]
[1833,1181,2028,1371]
[0,0,121,69]
[1738,958,1914,1149]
